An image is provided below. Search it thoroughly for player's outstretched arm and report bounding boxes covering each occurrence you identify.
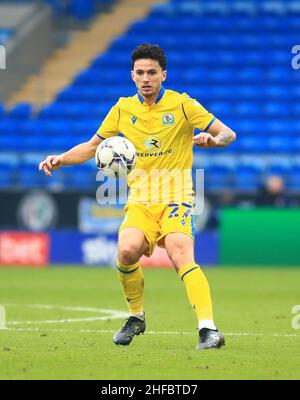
[193,119,236,149]
[39,135,102,176]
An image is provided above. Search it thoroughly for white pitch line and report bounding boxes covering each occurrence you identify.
[3,303,128,325]
[7,316,126,325]
[4,303,127,314]
[2,304,299,338]
[1,327,299,338]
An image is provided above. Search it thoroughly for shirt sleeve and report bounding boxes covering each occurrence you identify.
[96,102,120,140]
[182,93,216,132]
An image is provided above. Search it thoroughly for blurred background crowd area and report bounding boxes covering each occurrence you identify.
[0,0,299,268]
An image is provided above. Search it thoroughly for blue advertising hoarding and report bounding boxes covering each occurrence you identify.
[50,230,219,267]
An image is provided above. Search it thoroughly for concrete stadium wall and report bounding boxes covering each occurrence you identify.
[0,4,53,101]
[0,4,36,28]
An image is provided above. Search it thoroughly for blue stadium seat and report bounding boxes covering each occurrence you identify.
[234,165,262,192]
[209,69,236,82]
[9,103,32,119]
[39,104,65,119]
[292,103,300,116]
[235,102,262,117]
[238,137,266,153]
[267,137,294,153]
[0,165,13,187]
[47,0,115,20]
[0,119,23,139]
[45,135,87,152]
[182,69,209,83]
[73,70,102,86]
[18,166,43,188]
[40,120,68,136]
[65,164,97,189]
[71,0,95,20]
[265,85,290,99]
[40,103,94,119]
[235,120,268,137]
[264,120,288,136]
[235,86,265,100]
[263,103,290,118]
[0,154,18,187]
[21,120,45,136]
[21,137,50,152]
[0,103,5,117]
[41,169,70,190]
[209,102,233,118]
[293,138,300,153]
[267,162,292,181]
[0,134,23,152]
[56,87,83,102]
[204,165,233,192]
[267,68,293,81]
[18,153,50,188]
[288,166,300,192]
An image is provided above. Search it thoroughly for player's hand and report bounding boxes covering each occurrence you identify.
[39,155,64,176]
[193,133,218,149]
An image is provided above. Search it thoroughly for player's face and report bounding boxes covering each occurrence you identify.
[132,59,167,100]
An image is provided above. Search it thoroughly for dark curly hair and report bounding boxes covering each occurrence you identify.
[132,43,167,70]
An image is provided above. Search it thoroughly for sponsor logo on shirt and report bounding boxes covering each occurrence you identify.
[144,136,162,151]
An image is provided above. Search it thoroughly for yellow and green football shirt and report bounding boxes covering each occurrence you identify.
[96,87,215,204]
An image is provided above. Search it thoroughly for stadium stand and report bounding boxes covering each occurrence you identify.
[7,0,158,106]
[0,0,299,194]
[45,0,116,20]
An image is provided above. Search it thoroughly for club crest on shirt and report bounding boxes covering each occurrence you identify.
[162,113,175,126]
[131,116,137,125]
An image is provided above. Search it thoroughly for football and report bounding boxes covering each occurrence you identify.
[95,136,137,178]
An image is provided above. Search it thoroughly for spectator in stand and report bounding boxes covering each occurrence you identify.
[257,175,291,207]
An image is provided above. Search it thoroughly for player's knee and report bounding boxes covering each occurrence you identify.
[118,244,141,266]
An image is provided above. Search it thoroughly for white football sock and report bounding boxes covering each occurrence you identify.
[130,312,145,321]
[198,319,217,331]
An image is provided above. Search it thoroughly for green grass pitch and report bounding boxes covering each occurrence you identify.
[0,266,299,380]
